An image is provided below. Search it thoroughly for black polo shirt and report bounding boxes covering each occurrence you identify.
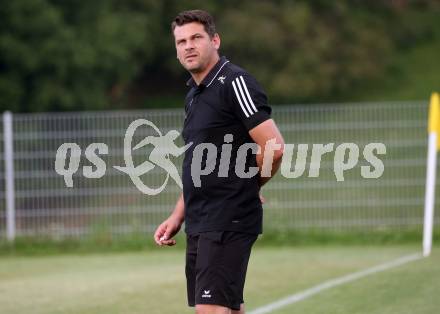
[181,56,271,235]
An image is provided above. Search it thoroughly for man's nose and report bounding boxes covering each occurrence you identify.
[185,40,195,50]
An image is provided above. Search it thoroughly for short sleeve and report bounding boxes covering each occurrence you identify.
[227,73,272,130]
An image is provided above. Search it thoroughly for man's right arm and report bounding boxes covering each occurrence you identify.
[153,193,185,246]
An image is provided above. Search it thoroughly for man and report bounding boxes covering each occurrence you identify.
[153,10,284,314]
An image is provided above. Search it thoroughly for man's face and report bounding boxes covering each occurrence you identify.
[174,22,220,73]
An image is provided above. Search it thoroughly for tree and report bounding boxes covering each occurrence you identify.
[0,0,156,112]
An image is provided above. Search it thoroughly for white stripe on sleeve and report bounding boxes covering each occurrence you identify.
[239,76,258,113]
[235,77,255,116]
[232,80,250,118]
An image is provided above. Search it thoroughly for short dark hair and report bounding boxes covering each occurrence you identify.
[171,10,217,38]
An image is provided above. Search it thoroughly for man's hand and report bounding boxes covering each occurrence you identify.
[154,215,182,246]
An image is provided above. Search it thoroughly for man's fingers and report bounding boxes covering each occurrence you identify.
[162,233,170,242]
[153,220,179,247]
[159,235,175,246]
[163,226,178,242]
[161,239,176,246]
[154,237,163,246]
[155,232,176,246]
[156,238,176,246]
[154,231,161,242]
[154,232,163,244]
[154,223,167,241]
[154,222,168,238]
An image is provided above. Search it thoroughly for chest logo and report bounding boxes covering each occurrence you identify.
[218,75,226,84]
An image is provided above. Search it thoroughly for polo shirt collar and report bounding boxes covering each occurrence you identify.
[186,56,229,88]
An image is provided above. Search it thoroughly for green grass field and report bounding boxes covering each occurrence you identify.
[0,244,438,314]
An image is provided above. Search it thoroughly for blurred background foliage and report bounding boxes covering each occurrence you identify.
[0,0,439,112]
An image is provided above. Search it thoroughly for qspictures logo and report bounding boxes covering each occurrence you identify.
[54,119,386,195]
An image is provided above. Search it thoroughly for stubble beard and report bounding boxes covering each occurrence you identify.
[184,58,205,74]
[181,49,218,75]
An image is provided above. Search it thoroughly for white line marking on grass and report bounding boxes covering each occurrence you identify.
[249,253,422,314]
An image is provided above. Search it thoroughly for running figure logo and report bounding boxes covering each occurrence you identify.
[114,119,191,195]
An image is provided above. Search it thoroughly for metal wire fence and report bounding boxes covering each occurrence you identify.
[0,101,438,239]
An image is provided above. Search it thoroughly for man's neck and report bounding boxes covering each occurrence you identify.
[191,54,220,85]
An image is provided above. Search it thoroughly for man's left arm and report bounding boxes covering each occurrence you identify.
[226,72,285,187]
[249,119,285,187]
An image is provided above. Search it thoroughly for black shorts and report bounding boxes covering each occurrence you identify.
[185,231,258,311]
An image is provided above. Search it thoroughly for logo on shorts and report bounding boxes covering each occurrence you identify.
[202,290,211,298]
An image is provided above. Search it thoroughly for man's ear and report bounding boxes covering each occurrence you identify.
[213,33,221,50]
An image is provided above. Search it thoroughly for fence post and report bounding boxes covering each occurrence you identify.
[423,93,439,257]
[3,111,15,242]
